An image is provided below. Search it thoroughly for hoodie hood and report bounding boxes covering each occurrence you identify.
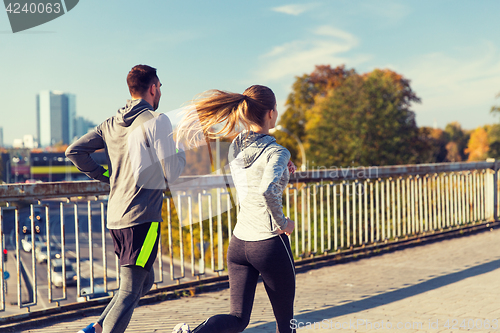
[229,130,276,168]
[116,99,153,127]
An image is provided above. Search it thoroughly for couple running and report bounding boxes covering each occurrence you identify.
[67,64,297,333]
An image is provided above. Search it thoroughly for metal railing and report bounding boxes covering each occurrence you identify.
[0,161,498,318]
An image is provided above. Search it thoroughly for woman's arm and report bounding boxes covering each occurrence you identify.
[259,148,291,230]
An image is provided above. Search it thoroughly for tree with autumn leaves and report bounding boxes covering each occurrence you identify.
[465,127,489,161]
[275,64,499,167]
[275,65,427,167]
[463,124,500,161]
[275,65,354,166]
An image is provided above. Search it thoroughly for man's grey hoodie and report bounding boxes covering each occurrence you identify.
[66,99,186,229]
[229,130,290,241]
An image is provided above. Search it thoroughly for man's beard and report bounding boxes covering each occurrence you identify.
[153,95,160,110]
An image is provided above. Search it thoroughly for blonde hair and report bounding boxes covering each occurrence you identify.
[176,85,276,148]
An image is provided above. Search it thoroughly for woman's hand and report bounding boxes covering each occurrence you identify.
[280,217,295,236]
[287,160,296,174]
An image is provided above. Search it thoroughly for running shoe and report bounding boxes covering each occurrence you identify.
[172,322,191,333]
[77,323,95,333]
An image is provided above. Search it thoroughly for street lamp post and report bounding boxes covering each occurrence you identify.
[12,156,19,183]
[270,125,306,171]
[6,160,10,183]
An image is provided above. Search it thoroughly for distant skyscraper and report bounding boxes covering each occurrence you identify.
[0,127,3,147]
[68,94,76,143]
[74,116,96,141]
[37,91,76,147]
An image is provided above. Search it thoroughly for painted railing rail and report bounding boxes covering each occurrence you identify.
[0,160,497,318]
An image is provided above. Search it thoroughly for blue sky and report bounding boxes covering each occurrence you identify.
[1,0,500,146]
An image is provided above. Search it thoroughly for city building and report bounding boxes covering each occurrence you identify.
[12,135,38,149]
[37,91,76,147]
[0,127,3,147]
[0,149,108,183]
[23,135,36,149]
[73,116,96,141]
[13,139,23,149]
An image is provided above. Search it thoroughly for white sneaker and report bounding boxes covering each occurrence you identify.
[172,323,191,333]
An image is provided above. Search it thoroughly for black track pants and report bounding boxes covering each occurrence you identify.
[195,234,295,333]
[97,266,154,333]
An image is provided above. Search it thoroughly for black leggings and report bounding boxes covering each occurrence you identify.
[194,234,295,333]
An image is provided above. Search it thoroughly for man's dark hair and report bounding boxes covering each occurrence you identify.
[127,65,159,97]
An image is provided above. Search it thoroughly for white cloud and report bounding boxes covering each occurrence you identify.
[314,25,355,40]
[272,3,318,16]
[358,1,410,24]
[256,26,368,81]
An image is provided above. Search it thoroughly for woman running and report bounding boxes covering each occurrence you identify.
[173,85,296,333]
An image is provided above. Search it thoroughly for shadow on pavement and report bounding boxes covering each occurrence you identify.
[245,258,500,332]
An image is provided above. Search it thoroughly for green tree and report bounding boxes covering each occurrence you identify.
[274,65,355,168]
[288,67,422,167]
[445,141,462,162]
[489,141,500,159]
[418,127,449,163]
[444,122,469,161]
[484,124,500,159]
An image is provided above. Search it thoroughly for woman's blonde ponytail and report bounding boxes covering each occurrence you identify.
[176,85,276,148]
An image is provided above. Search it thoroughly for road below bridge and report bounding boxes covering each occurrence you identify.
[12,226,500,333]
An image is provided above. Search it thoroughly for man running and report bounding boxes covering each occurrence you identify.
[66,64,186,333]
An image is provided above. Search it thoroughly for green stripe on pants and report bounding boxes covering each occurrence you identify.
[136,222,159,268]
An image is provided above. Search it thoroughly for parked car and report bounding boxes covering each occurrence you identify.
[35,244,61,264]
[21,234,44,253]
[22,208,44,235]
[77,286,111,302]
[51,259,77,288]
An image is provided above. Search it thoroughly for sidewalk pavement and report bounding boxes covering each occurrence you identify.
[14,228,500,332]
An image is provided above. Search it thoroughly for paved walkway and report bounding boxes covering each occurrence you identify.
[14,228,500,332]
